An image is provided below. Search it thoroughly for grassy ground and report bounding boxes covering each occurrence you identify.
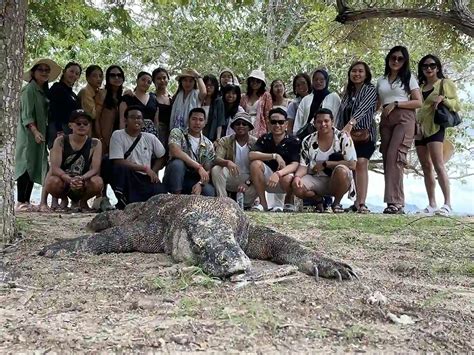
[1,211,473,352]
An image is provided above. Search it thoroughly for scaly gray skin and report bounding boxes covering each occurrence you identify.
[39,195,357,280]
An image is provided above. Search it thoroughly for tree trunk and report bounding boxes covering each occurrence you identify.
[335,0,474,37]
[0,0,28,246]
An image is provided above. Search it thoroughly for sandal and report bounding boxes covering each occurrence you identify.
[38,204,52,213]
[383,204,404,214]
[15,203,38,212]
[344,204,358,213]
[435,204,452,216]
[417,205,437,215]
[332,204,344,213]
[357,204,370,214]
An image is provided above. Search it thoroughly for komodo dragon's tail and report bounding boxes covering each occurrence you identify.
[246,225,358,281]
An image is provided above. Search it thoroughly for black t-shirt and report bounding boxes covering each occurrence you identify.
[48,81,80,131]
[121,94,158,122]
[422,88,434,101]
[252,133,301,172]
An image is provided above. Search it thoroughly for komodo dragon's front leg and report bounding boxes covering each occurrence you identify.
[245,225,357,280]
[39,222,165,257]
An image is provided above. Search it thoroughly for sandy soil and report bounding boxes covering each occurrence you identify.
[1,212,473,353]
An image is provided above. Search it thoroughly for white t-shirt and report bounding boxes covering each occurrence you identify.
[377,74,419,105]
[187,134,200,159]
[109,130,165,170]
[235,142,250,174]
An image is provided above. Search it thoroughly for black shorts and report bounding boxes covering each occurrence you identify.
[415,127,445,147]
[354,140,376,159]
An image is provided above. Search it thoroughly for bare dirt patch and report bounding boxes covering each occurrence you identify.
[1,212,473,352]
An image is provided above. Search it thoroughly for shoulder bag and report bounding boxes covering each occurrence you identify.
[434,79,461,128]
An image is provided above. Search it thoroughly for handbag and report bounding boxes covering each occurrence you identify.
[434,79,461,128]
[350,129,370,144]
[296,122,315,141]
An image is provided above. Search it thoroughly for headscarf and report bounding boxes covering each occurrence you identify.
[308,69,331,124]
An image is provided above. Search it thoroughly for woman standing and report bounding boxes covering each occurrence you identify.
[222,84,244,136]
[377,46,422,214]
[15,58,61,211]
[415,55,460,216]
[96,65,124,154]
[78,65,103,138]
[219,68,239,93]
[47,62,82,147]
[151,67,172,146]
[170,68,207,131]
[119,71,159,137]
[287,73,311,134]
[336,62,378,213]
[202,74,225,141]
[240,69,272,137]
[270,79,290,109]
[293,69,341,136]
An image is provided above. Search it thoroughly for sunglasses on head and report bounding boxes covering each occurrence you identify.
[73,121,90,127]
[270,119,286,126]
[110,73,123,79]
[422,63,437,70]
[390,55,405,63]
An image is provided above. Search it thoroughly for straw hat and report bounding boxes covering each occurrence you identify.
[23,58,62,82]
[230,112,254,130]
[248,69,266,84]
[443,139,455,163]
[176,69,198,81]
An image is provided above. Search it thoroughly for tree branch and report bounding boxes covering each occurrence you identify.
[335,0,474,37]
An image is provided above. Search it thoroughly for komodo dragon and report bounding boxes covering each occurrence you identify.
[40,194,357,280]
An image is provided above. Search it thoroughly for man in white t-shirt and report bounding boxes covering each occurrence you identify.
[164,107,216,196]
[212,112,258,208]
[109,105,167,209]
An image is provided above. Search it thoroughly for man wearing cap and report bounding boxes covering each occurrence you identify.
[249,108,300,212]
[109,105,167,209]
[40,109,103,212]
[211,112,258,208]
[164,107,216,196]
[15,58,62,212]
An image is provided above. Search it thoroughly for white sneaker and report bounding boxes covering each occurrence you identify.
[251,204,265,212]
[270,206,283,213]
[283,203,297,212]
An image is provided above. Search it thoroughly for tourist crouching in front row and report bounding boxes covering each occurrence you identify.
[292,108,357,213]
[108,105,167,209]
[41,109,103,212]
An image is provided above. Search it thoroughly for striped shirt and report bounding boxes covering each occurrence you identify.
[335,83,378,142]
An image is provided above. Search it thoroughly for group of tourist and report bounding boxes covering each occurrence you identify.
[15,45,461,215]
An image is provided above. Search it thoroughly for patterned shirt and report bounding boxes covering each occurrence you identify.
[214,134,258,162]
[169,128,216,168]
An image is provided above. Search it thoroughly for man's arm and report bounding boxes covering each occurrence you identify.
[169,143,201,170]
[50,137,72,183]
[82,139,103,181]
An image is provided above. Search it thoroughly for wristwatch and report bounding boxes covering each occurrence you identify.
[245,180,251,186]
[394,101,399,108]
[272,153,277,160]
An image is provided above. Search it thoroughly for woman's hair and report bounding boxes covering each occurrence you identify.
[85,65,103,78]
[384,45,411,94]
[104,65,124,109]
[59,61,82,83]
[152,67,169,82]
[345,61,372,95]
[417,54,445,85]
[292,73,311,97]
[270,79,287,102]
[246,77,266,97]
[222,84,241,118]
[203,74,220,102]
[173,75,197,100]
[137,71,152,80]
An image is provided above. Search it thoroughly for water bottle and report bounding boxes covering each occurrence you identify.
[236,192,244,210]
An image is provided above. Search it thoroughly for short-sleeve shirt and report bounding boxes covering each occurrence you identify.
[168,128,215,168]
[286,97,302,120]
[376,74,419,105]
[109,130,165,170]
[252,133,301,172]
[300,128,357,177]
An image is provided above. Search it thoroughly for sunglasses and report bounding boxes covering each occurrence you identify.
[73,121,90,127]
[390,55,405,63]
[422,63,437,70]
[234,121,249,127]
[109,73,123,79]
[270,120,286,126]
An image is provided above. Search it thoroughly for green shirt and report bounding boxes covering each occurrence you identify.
[417,79,461,138]
[14,81,49,184]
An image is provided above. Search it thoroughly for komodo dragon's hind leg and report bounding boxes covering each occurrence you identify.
[245,225,358,281]
[39,222,164,257]
[87,202,144,232]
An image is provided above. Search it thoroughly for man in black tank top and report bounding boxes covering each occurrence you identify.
[42,110,103,211]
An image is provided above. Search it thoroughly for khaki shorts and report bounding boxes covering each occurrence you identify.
[263,164,293,193]
[301,165,352,196]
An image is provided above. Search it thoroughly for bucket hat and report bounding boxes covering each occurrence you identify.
[248,69,266,84]
[230,112,254,130]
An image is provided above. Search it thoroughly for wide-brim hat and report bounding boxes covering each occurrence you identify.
[443,139,455,163]
[69,109,93,123]
[23,58,62,82]
[176,69,197,81]
[248,69,266,84]
[230,112,254,130]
